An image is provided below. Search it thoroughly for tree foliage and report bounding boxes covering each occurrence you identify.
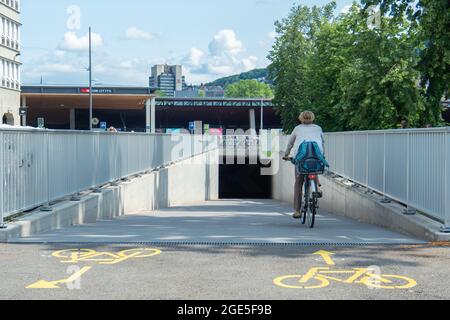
[224,80,274,99]
[208,68,269,87]
[154,90,167,98]
[268,0,449,132]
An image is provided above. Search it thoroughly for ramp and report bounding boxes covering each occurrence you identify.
[11,200,425,245]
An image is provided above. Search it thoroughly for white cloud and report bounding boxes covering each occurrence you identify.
[22,62,77,80]
[340,5,352,15]
[125,27,154,41]
[267,31,277,40]
[208,29,243,56]
[60,31,103,51]
[183,29,260,82]
[38,63,76,73]
[53,50,66,59]
[188,47,205,67]
[242,56,258,71]
[22,49,155,86]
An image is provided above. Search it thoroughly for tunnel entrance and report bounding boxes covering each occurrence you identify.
[219,157,272,199]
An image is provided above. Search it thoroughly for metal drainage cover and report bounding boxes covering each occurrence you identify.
[9,241,428,247]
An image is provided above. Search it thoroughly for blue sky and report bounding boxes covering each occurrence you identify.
[21,0,353,86]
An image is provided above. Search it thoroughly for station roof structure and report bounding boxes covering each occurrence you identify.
[21,85,155,110]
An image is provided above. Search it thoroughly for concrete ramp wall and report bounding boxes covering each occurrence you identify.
[1,150,219,242]
[271,153,449,242]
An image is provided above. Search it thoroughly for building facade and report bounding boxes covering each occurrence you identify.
[149,64,186,97]
[0,0,20,125]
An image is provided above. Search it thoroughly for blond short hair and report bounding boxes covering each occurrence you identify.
[299,111,315,124]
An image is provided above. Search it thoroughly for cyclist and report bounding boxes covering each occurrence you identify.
[283,111,325,219]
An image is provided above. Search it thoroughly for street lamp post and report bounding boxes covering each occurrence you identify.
[88,27,93,131]
[260,98,264,132]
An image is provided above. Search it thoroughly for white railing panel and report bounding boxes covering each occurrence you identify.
[0,129,219,221]
[324,127,450,228]
[367,133,385,194]
[354,133,368,185]
[408,131,446,218]
[48,132,77,200]
[385,132,408,202]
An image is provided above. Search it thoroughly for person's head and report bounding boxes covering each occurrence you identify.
[299,111,315,125]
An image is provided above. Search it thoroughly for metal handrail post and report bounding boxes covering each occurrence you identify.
[0,131,5,228]
[442,129,450,232]
[404,132,416,215]
[381,132,391,203]
[41,131,52,211]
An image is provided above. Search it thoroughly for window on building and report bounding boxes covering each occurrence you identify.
[2,112,15,125]
[0,58,20,90]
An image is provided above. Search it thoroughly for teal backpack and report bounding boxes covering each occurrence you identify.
[291,141,329,174]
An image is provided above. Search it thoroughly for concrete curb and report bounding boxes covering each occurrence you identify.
[0,151,219,242]
[320,174,450,242]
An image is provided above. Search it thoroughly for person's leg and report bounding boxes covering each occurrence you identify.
[294,173,305,214]
[314,176,323,198]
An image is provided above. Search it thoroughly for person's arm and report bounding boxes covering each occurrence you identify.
[320,128,325,156]
[284,129,297,157]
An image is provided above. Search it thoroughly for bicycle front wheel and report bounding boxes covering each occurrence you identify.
[360,274,417,289]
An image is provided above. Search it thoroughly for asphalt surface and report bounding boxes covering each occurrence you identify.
[11,200,424,244]
[2,199,448,300]
[1,243,450,300]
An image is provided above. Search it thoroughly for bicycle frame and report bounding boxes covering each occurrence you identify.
[304,175,318,195]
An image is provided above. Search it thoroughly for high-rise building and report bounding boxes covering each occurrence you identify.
[0,0,21,125]
[149,64,186,97]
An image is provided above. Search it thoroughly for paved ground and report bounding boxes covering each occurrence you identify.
[1,243,449,300]
[2,199,449,300]
[11,200,424,244]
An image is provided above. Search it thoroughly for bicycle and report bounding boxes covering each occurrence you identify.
[283,156,323,228]
[274,267,417,290]
[52,248,162,265]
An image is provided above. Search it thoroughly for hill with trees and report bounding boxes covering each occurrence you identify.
[206,68,269,87]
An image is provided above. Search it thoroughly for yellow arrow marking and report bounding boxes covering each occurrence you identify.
[26,266,92,289]
[313,250,335,266]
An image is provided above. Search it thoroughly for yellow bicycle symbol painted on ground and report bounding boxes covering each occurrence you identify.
[274,267,417,290]
[52,248,162,265]
[274,250,417,290]
[27,248,162,289]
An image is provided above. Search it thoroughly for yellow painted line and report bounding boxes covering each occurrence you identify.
[313,250,336,266]
[27,266,92,289]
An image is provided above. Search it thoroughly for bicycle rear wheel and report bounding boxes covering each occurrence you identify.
[306,196,316,228]
[301,178,308,225]
[305,180,316,228]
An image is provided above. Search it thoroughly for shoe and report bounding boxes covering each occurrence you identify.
[293,211,302,219]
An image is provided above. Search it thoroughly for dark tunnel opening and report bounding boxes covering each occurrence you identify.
[219,157,272,199]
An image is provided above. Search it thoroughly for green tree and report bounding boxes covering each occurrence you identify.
[224,80,274,98]
[268,2,336,132]
[333,3,424,130]
[154,90,167,98]
[268,1,442,132]
[363,0,449,126]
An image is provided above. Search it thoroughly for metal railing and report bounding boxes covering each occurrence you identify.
[323,128,450,231]
[0,128,218,224]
